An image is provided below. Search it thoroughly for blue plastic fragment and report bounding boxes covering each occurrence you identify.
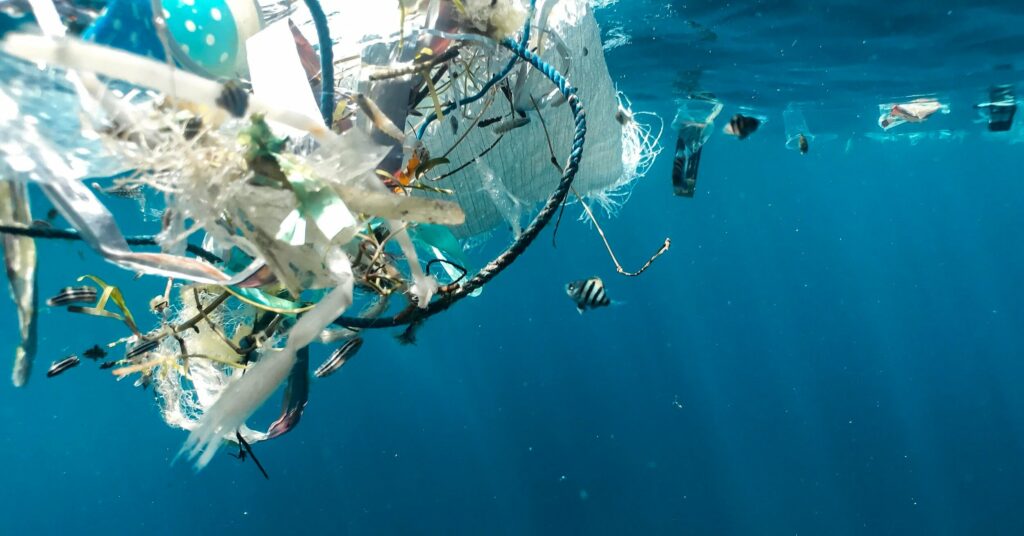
[160,0,240,78]
[82,0,166,60]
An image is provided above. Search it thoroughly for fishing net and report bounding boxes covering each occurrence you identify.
[0,0,660,470]
[410,2,656,235]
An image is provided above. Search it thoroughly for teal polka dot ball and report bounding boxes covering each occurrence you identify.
[162,0,250,78]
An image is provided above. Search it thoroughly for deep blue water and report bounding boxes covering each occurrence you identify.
[3,1,1024,534]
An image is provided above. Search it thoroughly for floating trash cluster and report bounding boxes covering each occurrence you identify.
[670,84,1019,198]
[0,0,665,473]
[9,0,1013,478]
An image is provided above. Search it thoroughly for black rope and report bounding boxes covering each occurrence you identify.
[424,258,468,286]
[0,224,223,264]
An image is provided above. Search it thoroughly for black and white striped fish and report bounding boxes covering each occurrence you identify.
[723,113,760,140]
[314,337,364,378]
[126,339,159,359]
[565,277,612,314]
[46,286,98,307]
[46,355,80,378]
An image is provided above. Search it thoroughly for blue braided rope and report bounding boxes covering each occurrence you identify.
[303,0,334,127]
[334,37,586,329]
[415,0,537,139]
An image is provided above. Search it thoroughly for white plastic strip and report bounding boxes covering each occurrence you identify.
[246,20,323,138]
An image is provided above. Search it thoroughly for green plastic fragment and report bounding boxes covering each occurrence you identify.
[274,156,356,245]
[225,286,312,316]
[71,275,140,335]
[275,209,308,246]
[410,224,467,267]
[409,224,480,295]
[241,114,288,163]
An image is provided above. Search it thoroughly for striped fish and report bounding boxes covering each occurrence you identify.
[314,337,364,379]
[46,355,79,378]
[126,339,159,359]
[723,113,760,140]
[565,277,611,314]
[92,182,145,200]
[46,286,97,307]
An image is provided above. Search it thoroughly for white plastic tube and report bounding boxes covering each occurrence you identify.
[1,33,336,144]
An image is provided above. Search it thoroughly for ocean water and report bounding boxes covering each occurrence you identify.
[2,1,1024,534]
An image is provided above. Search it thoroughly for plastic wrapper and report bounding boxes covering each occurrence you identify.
[878,98,949,131]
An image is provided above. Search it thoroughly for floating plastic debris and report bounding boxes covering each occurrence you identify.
[783,105,812,154]
[976,85,1017,133]
[478,159,526,238]
[878,98,949,131]
[671,95,722,197]
[0,0,663,471]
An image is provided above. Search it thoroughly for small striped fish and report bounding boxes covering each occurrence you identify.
[314,337,364,379]
[94,183,145,200]
[566,277,611,314]
[723,113,760,140]
[126,339,159,359]
[46,355,80,378]
[46,286,97,307]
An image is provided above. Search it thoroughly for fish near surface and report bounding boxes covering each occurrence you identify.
[566,277,612,314]
[0,180,38,387]
[723,114,760,139]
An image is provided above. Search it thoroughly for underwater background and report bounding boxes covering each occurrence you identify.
[3,1,1024,534]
